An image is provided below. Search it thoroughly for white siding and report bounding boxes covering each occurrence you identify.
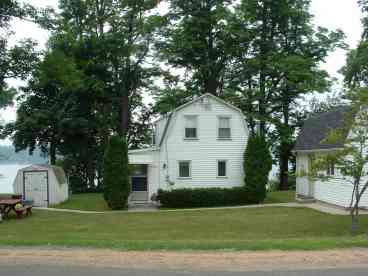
[314,178,368,208]
[296,151,368,208]
[48,171,68,205]
[129,151,155,164]
[296,154,311,197]
[154,116,168,145]
[148,151,160,199]
[159,96,248,191]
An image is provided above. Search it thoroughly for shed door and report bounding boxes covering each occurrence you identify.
[24,171,48,207]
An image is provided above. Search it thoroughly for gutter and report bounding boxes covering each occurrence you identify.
[292,147,344,154]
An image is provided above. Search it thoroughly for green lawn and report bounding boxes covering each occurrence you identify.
[51,193,110,211]
[1,207,367,251]
[264,191,296,204]
[52,191,296,212]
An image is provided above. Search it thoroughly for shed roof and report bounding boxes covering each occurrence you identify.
[19,164,67,184]
[294,106,351,152]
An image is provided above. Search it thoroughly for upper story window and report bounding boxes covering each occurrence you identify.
[184,115,198,139]
[218,117,231,139]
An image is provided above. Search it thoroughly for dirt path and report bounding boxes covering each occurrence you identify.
[1,247,368,272]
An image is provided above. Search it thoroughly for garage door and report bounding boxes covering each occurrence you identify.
[24,171,48,207]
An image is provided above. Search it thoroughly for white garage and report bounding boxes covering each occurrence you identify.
[13,165,69,207]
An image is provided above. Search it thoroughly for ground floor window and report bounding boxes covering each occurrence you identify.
[178,161,191,178]
[217,160,227,177]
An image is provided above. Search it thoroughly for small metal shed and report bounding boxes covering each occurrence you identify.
[13,165,69,207]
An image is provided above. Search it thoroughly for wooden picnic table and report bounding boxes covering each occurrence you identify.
[0,199,22,218]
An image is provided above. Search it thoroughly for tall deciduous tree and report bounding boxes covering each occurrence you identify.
[157,0,239,98]
[0,0,40,108]
[234,0,345,190]
[5,50,84,165]
[104,0,164,136]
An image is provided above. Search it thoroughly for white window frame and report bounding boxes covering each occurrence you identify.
[184,115,199,140]
[178,160,192,179]
[217,116,232,140]
[217,160,228,178]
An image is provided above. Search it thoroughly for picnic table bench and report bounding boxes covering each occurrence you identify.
[0,198,33,219]
[14,205,33,218]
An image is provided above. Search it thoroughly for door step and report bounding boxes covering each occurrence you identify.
[128,201,158,211]
[296,195,316,203]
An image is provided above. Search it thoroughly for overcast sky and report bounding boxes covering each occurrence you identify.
[1,0,364,123]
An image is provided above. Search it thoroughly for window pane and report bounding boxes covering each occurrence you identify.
[185,116,198,138]
[219,128,231,138]
[130,165,147,176]
[185,128,197,138]
[185,116,197,128]
[219,117,230,128]
[218,161,226,177]
[218,117,231,138]
[179,162,190,177]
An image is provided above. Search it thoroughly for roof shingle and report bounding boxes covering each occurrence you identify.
[294,106,350,151]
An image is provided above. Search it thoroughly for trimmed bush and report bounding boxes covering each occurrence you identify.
[103,136,130,210]
[157,187,251,208]
[244,134,273,204]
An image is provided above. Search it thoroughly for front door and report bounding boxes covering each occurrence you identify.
[130,165,148,202]
[24,171,48,207]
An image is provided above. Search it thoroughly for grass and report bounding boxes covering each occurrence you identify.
[264,191,296,204]
[52,191,296,212]
[0,206,367,251]
[51,193,109,211]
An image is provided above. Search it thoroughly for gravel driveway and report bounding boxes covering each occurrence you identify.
[1,247,368,272]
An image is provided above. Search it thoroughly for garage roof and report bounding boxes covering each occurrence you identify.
[294,106,351,152]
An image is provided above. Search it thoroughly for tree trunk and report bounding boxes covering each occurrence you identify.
[279,97,291,191]
[351,200,360,236]
[279,141,290,191]
[120,92,130,137]
[258,3,269,137]
[49,141,56,165]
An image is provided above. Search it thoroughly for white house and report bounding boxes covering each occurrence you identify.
[294,107,368,208]
[128,93,249,203]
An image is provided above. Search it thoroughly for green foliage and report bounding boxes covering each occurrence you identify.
[159,0,236,96]
[233,0,345,190]
[0,1,40,109]
[157,187,251,209]
[244,135,272,203]
[103,136,130,210]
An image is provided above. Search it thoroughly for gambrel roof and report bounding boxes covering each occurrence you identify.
[157,93,247,146]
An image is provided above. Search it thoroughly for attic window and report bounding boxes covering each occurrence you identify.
[218,117,231,139]
[184,115,198,139]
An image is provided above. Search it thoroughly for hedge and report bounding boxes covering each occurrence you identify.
[157,187,252,208]
[103,136,130,210]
